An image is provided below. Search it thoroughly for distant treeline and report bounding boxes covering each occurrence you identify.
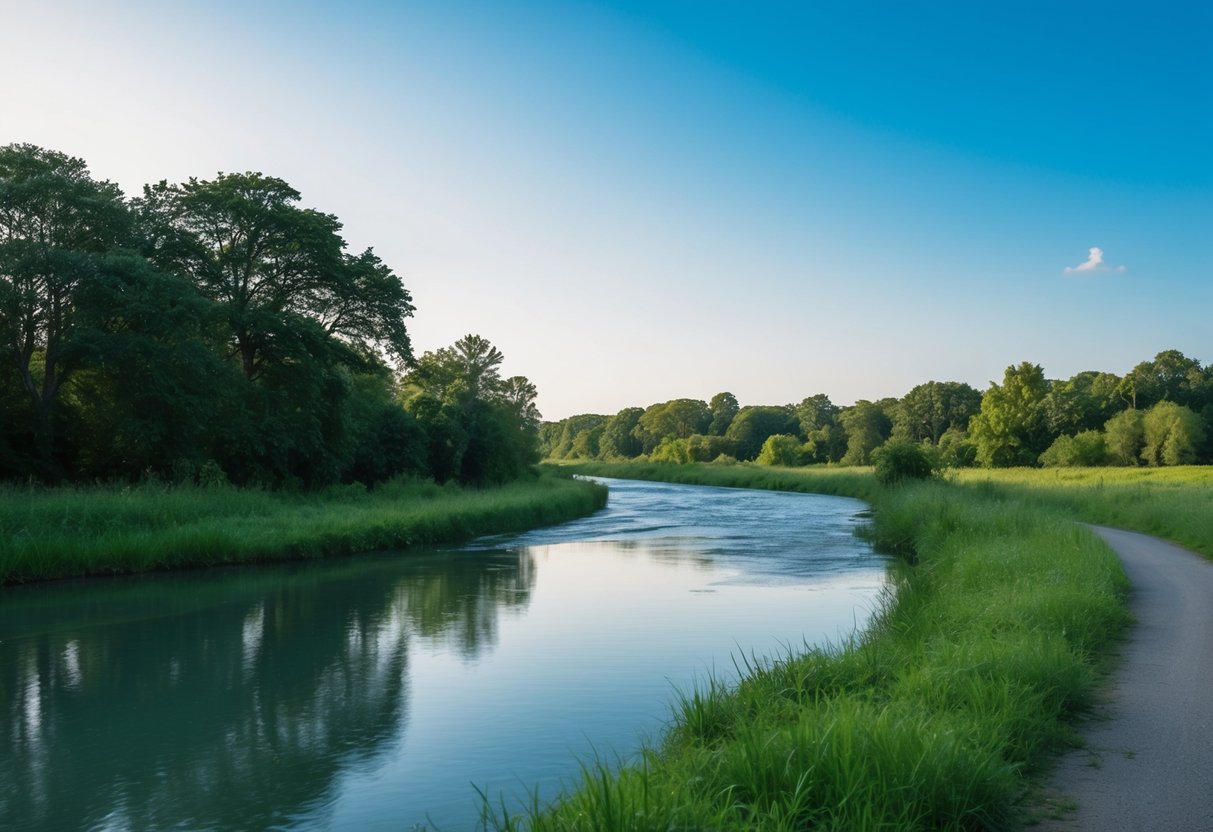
[0,144,539,487]
[542,350,1213,468]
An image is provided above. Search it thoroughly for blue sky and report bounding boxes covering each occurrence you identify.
[4,0,1210,418]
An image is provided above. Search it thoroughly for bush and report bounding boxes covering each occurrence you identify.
[755,434,805,467]
[937,427,977,468]
[1039,430,1108,467]
[650,437,692,465]
[873,440,937,485]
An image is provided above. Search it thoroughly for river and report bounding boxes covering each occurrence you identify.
[0,478,887,831]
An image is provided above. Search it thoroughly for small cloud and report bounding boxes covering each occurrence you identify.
[1064,246,1125,274]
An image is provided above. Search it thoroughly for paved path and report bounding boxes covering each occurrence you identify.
[1037,526,1213,831]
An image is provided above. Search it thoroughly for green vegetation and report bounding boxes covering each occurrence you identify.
[541,349,1213,473]
[952,466,1213,560]
[873,439,938,485]
[1,144,542,489]
[489,462,1132,830]
[0,471,606,584]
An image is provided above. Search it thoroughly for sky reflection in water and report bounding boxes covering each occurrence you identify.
[0,478,886,831]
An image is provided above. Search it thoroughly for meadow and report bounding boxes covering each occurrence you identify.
[0,472,607,584]
[483,461,1177,830]
[951,466,1213,559]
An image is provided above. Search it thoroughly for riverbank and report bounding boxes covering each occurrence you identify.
[0,471,607,584]
[492,461,1131,830]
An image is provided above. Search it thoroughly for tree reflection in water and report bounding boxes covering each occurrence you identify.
[0,548,535,831]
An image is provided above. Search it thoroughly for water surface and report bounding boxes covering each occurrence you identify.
[1,478,886,830]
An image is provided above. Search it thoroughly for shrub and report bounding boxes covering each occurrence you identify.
[873,440,936,485]
[1039,430,1108,467]
[755,434,805,467]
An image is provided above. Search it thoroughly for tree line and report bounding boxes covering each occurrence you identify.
[541,350,1213,469]
[0,144,539,487]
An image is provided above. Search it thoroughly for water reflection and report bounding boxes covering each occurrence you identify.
[1,478,885,831]
[0,549,535,831]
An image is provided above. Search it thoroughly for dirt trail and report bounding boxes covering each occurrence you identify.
[1037,526,1213,831]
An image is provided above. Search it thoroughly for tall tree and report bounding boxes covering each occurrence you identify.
[401,335,540,484]
[0,143,132,474]
[895,381,982,444]
[598,407,644,459]
[795,393,840,436]
[708,391,739,436]
[1041,370,1122,436]
[633,399,711,453]
[1116,349,1204,410]
[1140,401,1206,466]
[969,362,1051,467]
[135,172,414,380]
[724,405,799,461]
[839,400,892,465]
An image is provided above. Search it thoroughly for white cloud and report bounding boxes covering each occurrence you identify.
[1064,246,1125,274]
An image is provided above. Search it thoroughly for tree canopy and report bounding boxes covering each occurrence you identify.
[0,145,540,488]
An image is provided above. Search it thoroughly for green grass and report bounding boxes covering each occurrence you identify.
[487,461,1135,831]
[0,471,607,584]
[950,466,1213,559]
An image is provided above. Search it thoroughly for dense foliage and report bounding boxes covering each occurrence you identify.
[0,144,540,487]
[542,350,1213,469]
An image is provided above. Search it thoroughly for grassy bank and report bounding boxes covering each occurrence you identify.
[492,462,1131,830]
[951,466,1213,559]
[0,471,607,584]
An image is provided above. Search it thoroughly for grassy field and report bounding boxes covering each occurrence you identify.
[0,471,607,584]
[487,461,1140,830]
[950,466,1213,559]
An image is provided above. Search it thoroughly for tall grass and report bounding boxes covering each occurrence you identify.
[951,466,1213,558]
[0,472,607,584]
[492,462,1131,830]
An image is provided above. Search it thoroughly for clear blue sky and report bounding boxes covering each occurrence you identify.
[5,0,1210,418]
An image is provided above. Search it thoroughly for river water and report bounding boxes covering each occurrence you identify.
[0,478,887,831]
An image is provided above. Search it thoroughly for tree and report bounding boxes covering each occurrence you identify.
[1103,409,1144,466]
[685,433,735,462]
[969,362,1051,467]
[633,399,711,453]
[0,143,132,474]
[1041,371,1122,437]
[724,405,799,461]
[598,407,644,459]
[894,381,982,444]
[1116,349,1203,410]
[402,335,540,483]
[804,422,848,463]
[708,391,739,436]
[136,171,414,381]
[839,400,892,465]
[755,434,805,467]
[499,375,541,432]
[65,252,235,480]
[937,426,977,468]
[795,394,840,436]
[1141,401,1205,466]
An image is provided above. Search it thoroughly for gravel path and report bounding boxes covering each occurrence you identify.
[1037,526,1213,831]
